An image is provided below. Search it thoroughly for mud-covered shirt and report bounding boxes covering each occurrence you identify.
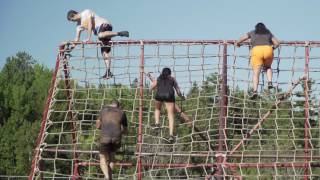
[100,106,127,144]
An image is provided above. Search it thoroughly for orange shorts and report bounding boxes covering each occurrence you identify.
[250,45,274,69]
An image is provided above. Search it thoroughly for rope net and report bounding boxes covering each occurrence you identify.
[30,40,320,179]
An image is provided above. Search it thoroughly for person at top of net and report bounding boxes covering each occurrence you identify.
[150,67,185,143]
[67,9,129,79]
[235,22,280,99]
[96,100,128,180]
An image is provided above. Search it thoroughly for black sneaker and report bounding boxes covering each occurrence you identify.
[168,135,175,144]
[268,82,273,89]
[151,123,161,130]
[118,31,129,37]
[101,70,114,79]
[250,91,258,100]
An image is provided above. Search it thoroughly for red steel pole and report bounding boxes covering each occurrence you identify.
[304,42,311,180]
[77,161,320,168]
[137,40,145,180]
[216,43,228,179]
[65,40,320,46]
[28,45,64,179]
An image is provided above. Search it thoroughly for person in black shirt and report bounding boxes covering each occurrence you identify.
[96,100,128,180]
[150,68,184,143]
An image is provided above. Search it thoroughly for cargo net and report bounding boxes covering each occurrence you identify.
[29,40,320,179]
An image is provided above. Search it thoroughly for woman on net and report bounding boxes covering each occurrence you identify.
[236,22,280,99]
[150,68,184,143]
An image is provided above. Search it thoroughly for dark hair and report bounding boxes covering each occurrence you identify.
[110,100,120,108]
[159,67,171,79]
[255,23,270,34]
[67,10,78,21]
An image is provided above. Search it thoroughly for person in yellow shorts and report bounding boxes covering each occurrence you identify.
[235,23,280,99]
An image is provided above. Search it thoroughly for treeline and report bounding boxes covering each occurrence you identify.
[0,52,52,175]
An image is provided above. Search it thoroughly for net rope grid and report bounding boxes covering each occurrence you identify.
[29,40,320,179]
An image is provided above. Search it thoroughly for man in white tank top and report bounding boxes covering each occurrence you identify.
[67,9,129,79]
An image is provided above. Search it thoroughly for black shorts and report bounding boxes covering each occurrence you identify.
[100,141,121,154]
[98,24,113,54]
[155,95,175,103]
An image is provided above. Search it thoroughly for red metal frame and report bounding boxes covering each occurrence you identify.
[28,46,64,179]
[137,41,145,180]
[63,40,320,45]
[29,40,320,179]
[76,161,320,168]
[42,148,320,160]
[216,43,228,178]
[304,42,311,179]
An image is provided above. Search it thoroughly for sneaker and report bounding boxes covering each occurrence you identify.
[168,135,175,144]
[151,123,161,130]
[250,91,258,100]
[118,31,129,37]
[268,82,273,89]
[101,70,114,79]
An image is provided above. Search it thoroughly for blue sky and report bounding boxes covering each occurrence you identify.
[0,0,319,69]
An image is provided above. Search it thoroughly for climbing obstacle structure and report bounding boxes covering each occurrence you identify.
[29,40,320,179]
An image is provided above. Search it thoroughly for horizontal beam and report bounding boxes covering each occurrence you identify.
[59,40,320,48]
[42,148,320,159]
[78,162,320,168]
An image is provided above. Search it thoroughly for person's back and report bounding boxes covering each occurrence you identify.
[97,101,127,180]
[235,22,280,99]
[247,30,273,47]
[156,76,175,102]
[100,106,126,144]
[150,68,184,143]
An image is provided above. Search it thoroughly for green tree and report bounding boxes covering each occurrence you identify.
[0,52,52,175]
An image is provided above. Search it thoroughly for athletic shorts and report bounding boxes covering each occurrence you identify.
[250,45,274,69]
[98,23,113,54]
[155,95,175,103]
[99,141,121,154]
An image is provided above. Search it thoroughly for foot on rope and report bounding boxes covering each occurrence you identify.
[101,70,114,79]
[263,85,286,101]
[150,123,161,130]
[249,91,258,100]
[167,135,176,144]
[268,81,274,90]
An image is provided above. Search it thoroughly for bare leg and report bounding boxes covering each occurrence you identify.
[154,101,162,124]
[109,152,115,170]
[100,153,111,179]
[101,51,113,79]
[165,102,175,136]
[106,151,114,180]
[265,67,272,82]
[102,51,111,71]
[252,65,262,92]
[98,31,119,39]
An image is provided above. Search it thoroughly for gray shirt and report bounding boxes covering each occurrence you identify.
[247,30,274,47]
[100,106,128,143]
